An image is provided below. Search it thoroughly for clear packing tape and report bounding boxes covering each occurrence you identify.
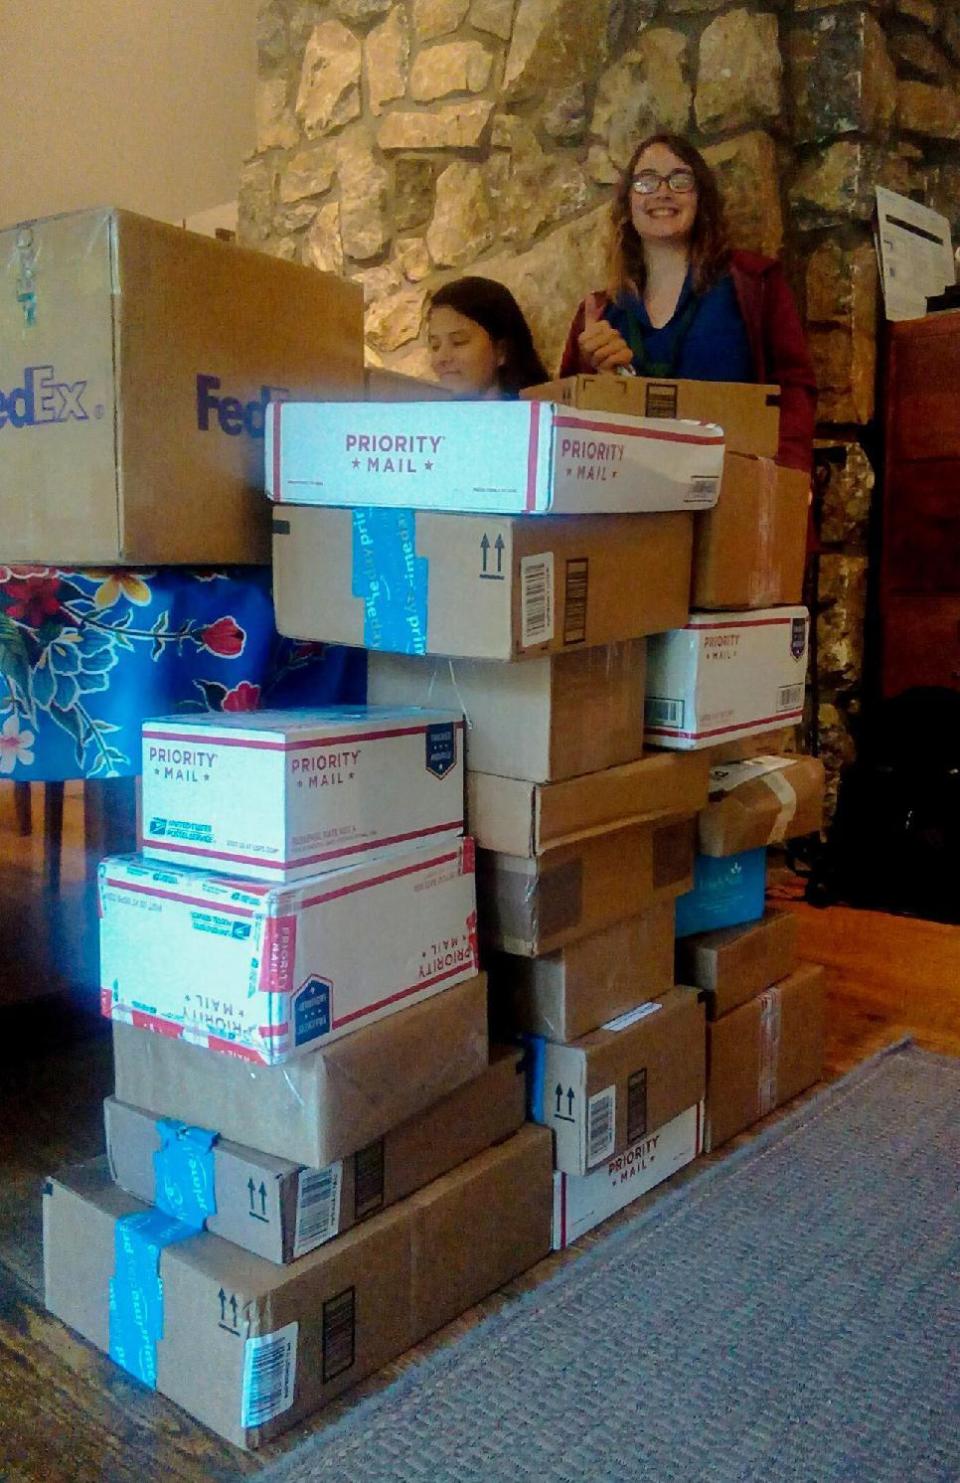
[747,456,778,609]
[756,983,783,1119]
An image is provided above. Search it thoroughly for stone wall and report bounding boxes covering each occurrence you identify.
[242,0,960,810]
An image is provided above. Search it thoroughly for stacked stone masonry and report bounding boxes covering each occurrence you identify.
[242,0,960,812]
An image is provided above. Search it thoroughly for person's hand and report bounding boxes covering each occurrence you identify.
[577,292,634,373]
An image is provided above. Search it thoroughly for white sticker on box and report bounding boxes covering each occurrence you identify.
[587,1085,616,1168]
[601,1001,662,1034]
[293,1162,343,1257]
[520,552,554,647]
[241,1322,298,1429]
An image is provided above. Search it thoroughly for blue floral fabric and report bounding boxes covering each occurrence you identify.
[0,566,365,781]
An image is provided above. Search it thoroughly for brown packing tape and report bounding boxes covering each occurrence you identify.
[747,457,778,608]
[756,983,783,1118]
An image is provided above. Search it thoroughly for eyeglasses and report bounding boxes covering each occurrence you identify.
[631,169,697,196]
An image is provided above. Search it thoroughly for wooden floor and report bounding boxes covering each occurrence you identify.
[1,786,958,1479]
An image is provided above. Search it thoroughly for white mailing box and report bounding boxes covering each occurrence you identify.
[552,1102,703,1249]
[99,841,478,1065]
[141,706,464,882]
[645,607,809,750]
[266,400,724,515]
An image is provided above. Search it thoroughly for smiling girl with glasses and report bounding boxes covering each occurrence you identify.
[558,133,816,475]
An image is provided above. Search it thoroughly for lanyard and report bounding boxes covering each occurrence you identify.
[621,291,702,379]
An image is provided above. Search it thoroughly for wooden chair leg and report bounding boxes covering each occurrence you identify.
[13,782,32,836]
[44,783,65,894]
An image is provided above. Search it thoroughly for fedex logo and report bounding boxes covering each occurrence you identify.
[0,365,89,429]
[196,375,288,438]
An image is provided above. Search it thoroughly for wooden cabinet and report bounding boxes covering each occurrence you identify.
[879,311,960,697]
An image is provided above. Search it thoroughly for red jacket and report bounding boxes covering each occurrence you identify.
[558,250,817,474]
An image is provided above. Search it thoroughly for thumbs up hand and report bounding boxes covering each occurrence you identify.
[577,292,634,373]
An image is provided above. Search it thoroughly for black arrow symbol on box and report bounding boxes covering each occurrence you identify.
[567,1088,575,1116]
[247,1177,256,1213]
[494,534,504,573]
[480,534,490,573]
[230,1294,238,1328]
[218,1287,227,1322]
[555,1083,564,1116]
[259,1181,268,1217]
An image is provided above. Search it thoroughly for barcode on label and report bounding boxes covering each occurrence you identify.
[689,475,719,504]
[587,1086,616,1168]
[322,1288,356,1383]
[645,695,684,729]
[777,683,804,712]
[645,383,678,420]
[353,1138,385,1221]
[563,558,589,645]
[293,1162,342,1257]
[520,553,555,647]
[241,1322,298,1430]
[627,1069,648,1145]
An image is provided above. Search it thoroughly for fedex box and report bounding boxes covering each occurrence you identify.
[645,607,809,749]
[266,399,724,515]
[0,207,363,563]
[141,706,465,881]
[274,505,692,661]
[99,841,478,1065]
[552,1102,703,1249]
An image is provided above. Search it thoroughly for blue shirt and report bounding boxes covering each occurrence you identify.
[604,271,754,382]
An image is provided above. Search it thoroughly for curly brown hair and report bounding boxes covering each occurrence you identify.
[606,134,730,302]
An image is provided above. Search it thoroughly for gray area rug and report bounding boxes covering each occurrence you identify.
[257,1042,960,1482]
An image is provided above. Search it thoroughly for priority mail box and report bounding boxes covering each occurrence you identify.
[368,644,646,783]
[527,985,705,1175]
[645,607,809,749]
[44,1128,551,1449]
[552,1102,703,1249]
[698,754,825,857]
[0,206,363,563]
[468,750,710,856]
[99,840,478,1065]
[693,455,809,610]
[705,961,825,1150]
[478,817,694,957]
[524,374,779,459]
[103,1048,525,1263]
[675,910,798,1019]
[141,705,465,881]
[489,901,676,1043]
[112,971,489,1168]
[266,399,724,514]
[273,505,693,661]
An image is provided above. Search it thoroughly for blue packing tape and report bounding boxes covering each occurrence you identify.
[524,1035,547,1125]
[351,507,429,654]
[152,1119,218,1230]
[109,1209,195,1388]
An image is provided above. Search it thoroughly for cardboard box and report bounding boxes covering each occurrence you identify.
[273,505,693,661]
[407,1124,553,1337]
[112,971,489,1168]
[365,368,453,401]
[99,839,478,1065]
[103,1048,525,1263]
[468,750,710,856]
[525,374,779,459]
[266,399,724,514]
[645,607,809,750]
[478,817,695,957]
[140,705,465,881]
[692,455,810,610]
[698,754,825,857]
[0,207,363,564]
[702,728,796,766]
[705,961,826,1150]
[552,1102,703,1249]
[527,985,705,1176]
[367,643,646,783]
[674,848,766,940]
[489,901,676,1042]
[43,1127,552,1449]
[675,910,798,1019]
